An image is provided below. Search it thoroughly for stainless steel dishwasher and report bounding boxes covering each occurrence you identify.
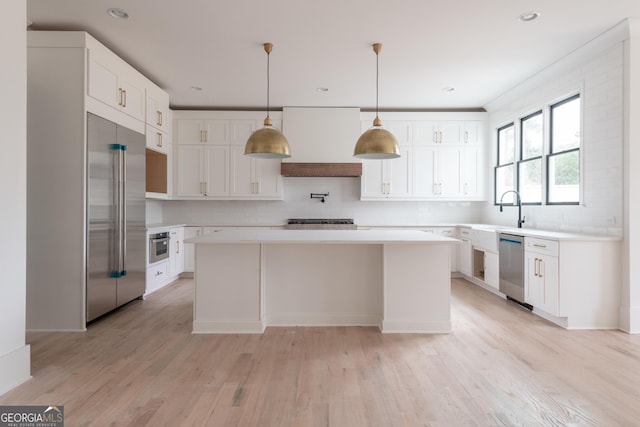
[498,233,531,309]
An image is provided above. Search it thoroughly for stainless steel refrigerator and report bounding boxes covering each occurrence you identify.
[86,113,146,322]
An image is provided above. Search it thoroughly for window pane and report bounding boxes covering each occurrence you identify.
[548,151,579,203]
[518,158,542,204]
[551,96,580,153]
[495,165,514,203]
[521,113,543,159]
[498,125,515,165]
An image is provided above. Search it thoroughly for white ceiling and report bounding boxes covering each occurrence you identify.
[26,0,640,111]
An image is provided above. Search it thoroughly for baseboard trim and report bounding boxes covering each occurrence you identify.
[264,313,381,328]
[192,320,265,334]
[381,320,452,334]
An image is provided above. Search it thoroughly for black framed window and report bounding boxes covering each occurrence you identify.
[518,111,543,204]
[548,95,580,204]
[495,123,515,204]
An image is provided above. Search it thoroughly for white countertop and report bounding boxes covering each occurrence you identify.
[185,229,461,245]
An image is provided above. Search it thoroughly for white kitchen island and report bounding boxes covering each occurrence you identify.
[187,229,459,334]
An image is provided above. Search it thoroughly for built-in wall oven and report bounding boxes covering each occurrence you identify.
[149,231,170,263]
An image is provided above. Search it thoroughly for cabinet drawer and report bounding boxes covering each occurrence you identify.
[147,261,168,286]
[458,227,472,238]
[525,237,558,256]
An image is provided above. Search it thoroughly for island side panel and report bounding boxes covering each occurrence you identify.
[263,244,383,327]
[382,243,452,333]
[192,243,264,333]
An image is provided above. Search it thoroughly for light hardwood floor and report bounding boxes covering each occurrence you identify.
[2,278,639,426]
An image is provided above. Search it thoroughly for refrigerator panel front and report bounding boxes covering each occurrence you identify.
[87,113,118,321]
[116,123,146,306]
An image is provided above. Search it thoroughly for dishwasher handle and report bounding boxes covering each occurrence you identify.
[499,237,523,245]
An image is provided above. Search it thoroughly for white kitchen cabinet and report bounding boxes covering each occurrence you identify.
[175,145,228,197]
[413,146,462,198]
[525,237,560,315]
[169,227,185,277]
[458,227,473,277]
[176,119,229,145]
[484,251,499,289]
[229,146,283,199]
[87,47,145,122]
[146,124,169,154]
[146,86,171,133]
[146,261,169,294]
[173,111,284,200]
[360,147,411,199]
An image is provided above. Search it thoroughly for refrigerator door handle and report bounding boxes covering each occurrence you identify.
[121,145,127,276]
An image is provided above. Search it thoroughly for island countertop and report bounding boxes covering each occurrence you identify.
[185,229,460,245]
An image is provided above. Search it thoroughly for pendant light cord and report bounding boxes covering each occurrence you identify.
[375,49,379,119]
[266,50,270,118]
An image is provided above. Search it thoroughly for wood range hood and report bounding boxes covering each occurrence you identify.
[280,107,362,178]
[280,162,362,177]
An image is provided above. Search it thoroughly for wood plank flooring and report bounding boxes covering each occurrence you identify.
[2,278,639,426]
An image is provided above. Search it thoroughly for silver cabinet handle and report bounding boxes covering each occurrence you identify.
[157,110,162,127]
[122,89,127,108]
[533,243,547,248]
[157,132,162,147]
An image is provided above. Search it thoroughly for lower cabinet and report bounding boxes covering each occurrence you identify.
[458,228,472,277]
[169,227,185,277]
[525,237,559,315]
[146,261,168,294]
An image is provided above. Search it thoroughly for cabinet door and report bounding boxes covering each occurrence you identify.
[387,147,411,198]
[524,253,540,306]
[463,121,483,146]
[434,227,457,272]
[438,121,463,145]
[438,147,462,197]
[538,254,559,315]
[169,227,184,276]
[203,120,229,145]
[413,147,437,197]
[146,89,170,132]
[459,237,472,277]
[119,77,145,121]
[176,119,205,145]
[413,121,438,145]
[203,147,229,197]
[88,52,119,109]
[146,125,169,154]
[229,146,254,197]
[484,252,499,290]
[254,158,283,198]
[229,120,256,145]
[462,146,480,198]
[176,146,204,197]
[361,160,386,199]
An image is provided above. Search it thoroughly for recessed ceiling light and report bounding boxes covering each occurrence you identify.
[519,11,540,22]
[107,8,129,19]
[441,86,455,92]
[190,86,203,91]
[316,87,329,92]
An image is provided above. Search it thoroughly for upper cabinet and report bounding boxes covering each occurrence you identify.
[173,111,283,200]
[146,86,171,134]
[87,44,146,122]
[360,112,488,201]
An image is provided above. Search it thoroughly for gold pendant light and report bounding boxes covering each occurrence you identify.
[354,43,400,159]
[245,43,291,158]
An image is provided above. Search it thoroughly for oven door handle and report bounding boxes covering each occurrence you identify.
[150,238,169,245]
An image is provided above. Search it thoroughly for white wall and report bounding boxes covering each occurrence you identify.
[482,23,626,237]
[0,0,31,395]
[623,20,640,333]
[161,177,485,226]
